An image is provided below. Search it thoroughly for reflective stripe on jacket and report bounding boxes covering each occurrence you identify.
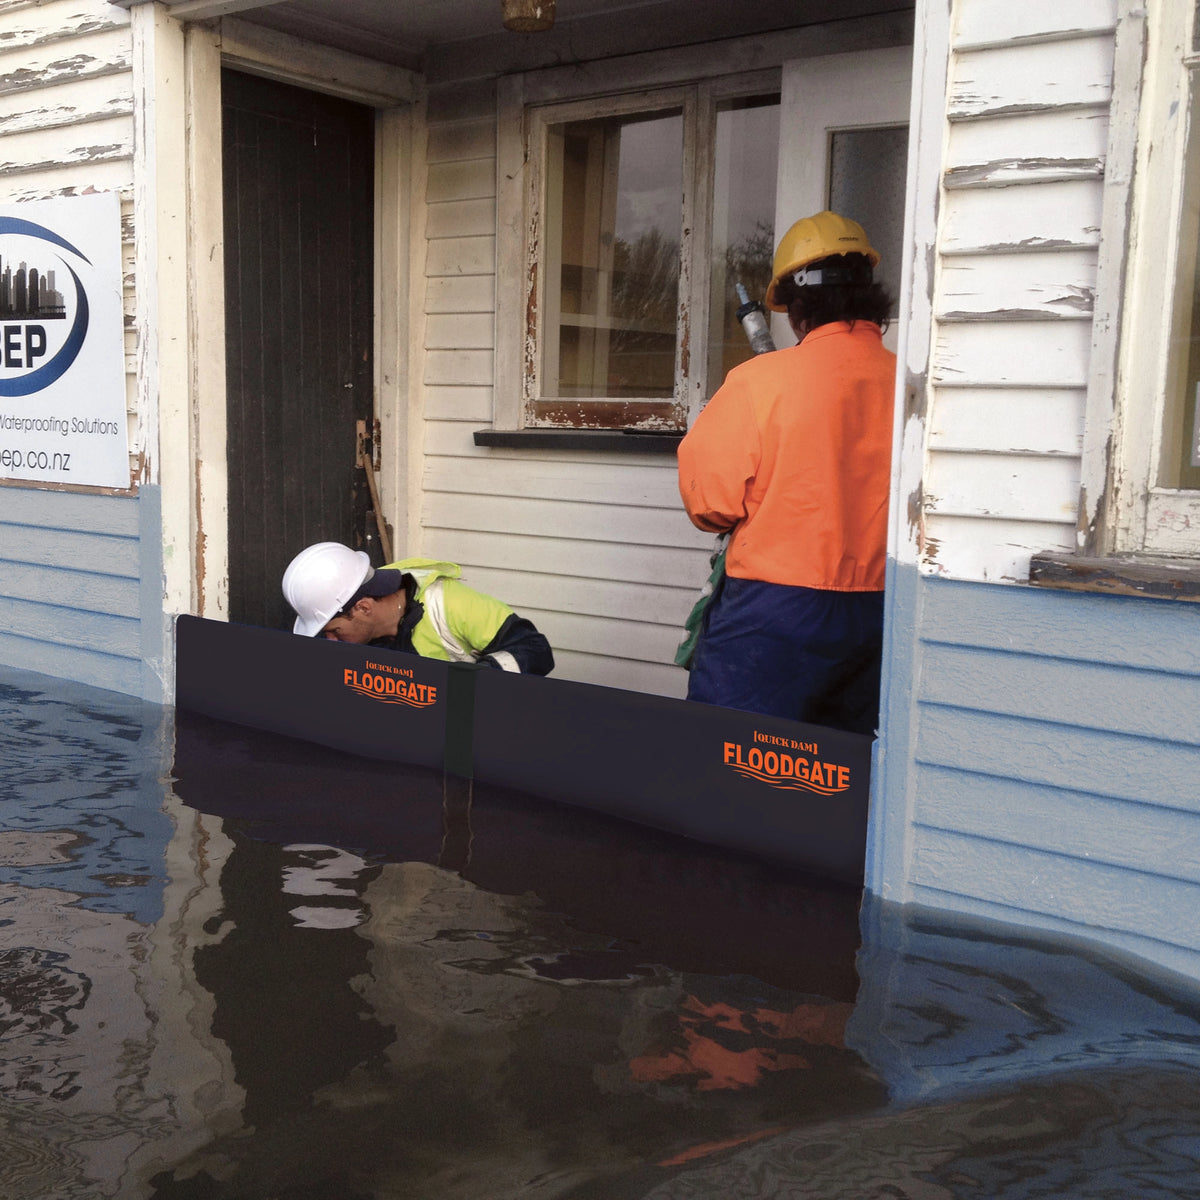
[382,558,515,666]
[677,321,896,591]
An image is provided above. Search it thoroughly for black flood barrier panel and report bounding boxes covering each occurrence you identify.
[471,667,871,884]
[175,614,450,770]
[174,615,872,883]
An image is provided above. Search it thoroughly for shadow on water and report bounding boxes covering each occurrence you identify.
[3,666,1200,1198]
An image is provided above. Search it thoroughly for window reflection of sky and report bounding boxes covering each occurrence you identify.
[614,112,683,241]
[713,99,779,257]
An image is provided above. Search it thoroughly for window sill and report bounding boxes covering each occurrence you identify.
[473,429,683,454]
[1029,551,1200,603]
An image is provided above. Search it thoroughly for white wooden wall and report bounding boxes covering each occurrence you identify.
[0,0,139,476]
[918,0,1118,582]
[871,0,1200,984]
[417,82,713,697]
[0,0,172,698]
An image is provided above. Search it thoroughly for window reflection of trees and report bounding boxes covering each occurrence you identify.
[608,227,680,397]
[604,217,778,399]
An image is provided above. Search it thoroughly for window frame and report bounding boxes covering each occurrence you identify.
[494,59,782,434]
[527,86,697,430]
[1083,0,1200,560]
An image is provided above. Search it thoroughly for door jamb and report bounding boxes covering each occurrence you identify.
[177,19,417,618]
[774,46,913,353]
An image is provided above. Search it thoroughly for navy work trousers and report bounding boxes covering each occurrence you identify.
[687,574,885,736]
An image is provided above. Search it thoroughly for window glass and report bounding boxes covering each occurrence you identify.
[706,95,780,386]
[544,110,683,400]
[518,78,788,429]
[1166,84,1200,491]
[828,124,909,306]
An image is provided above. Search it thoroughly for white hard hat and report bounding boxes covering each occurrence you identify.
[281,542,372,637]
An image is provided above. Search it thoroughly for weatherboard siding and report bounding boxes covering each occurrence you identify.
[0,0,137,449]
[920,2,1117,583]
[0,486,164,697]
[870,0,1200,985]
[878,575,1200,981]
[0,0,157,697]
[419,87,711,698]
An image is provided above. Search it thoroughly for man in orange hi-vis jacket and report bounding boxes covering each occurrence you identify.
[677,211,896,735]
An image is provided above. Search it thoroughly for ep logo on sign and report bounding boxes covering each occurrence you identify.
[0,194,128,489]
[0,216,89,394]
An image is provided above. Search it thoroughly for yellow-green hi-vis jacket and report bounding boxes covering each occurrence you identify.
[381,559,554,676]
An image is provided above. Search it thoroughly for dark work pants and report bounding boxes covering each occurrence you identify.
[686,575,885,736]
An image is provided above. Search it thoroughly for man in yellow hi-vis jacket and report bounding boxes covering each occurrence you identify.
[281,542,554,675]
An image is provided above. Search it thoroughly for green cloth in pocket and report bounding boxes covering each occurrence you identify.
[674,535,728,670]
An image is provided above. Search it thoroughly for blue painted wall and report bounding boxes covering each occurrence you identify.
[0,485,169,702]
[871,566,1200,983]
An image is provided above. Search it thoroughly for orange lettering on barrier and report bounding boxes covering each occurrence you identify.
[342,666,439,708]
[720,739,851,795]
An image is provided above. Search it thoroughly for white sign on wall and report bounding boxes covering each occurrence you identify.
[0,192,129,489]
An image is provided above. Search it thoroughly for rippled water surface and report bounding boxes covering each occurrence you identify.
[3,666,1200,1199]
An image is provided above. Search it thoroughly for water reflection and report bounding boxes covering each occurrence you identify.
[157,711,879,1198]
[2,667,1200,1199]
[629,1062,1200,1199]
[0,672,234,1198]
[171,844,873,1198]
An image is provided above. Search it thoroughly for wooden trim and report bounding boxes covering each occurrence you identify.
[683,82,712,413]
[493,74,527,432]
[473,428,681,453]
[132,3,193,611]
[1029,550,1200,602]
[529,398,686,430]
[162,0,277,19]
[0,477,138,498]
[864,0,950,906]
[215,17,417,107]
[511,15,910,105]
[1143,488,1200,557]
[1078,0,1147,556]
[375,101,417,562]
[183,25,228,620]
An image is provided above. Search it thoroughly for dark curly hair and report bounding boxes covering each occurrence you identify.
[774,253,894,334]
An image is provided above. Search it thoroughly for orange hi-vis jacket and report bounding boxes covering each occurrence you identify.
[678,321,896,591]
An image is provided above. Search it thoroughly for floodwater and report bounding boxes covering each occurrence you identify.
[3,667,1200,1200]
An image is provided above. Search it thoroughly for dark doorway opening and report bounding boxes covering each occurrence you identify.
[222,69,376,632]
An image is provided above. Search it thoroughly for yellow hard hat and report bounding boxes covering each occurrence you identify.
[764,211,880,311]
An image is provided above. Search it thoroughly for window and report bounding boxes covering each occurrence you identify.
[1162,28,1200,497]
[492,43,910,440]
[542,105,685,413]
[1090,0,1200,558]
[497,73,780,432]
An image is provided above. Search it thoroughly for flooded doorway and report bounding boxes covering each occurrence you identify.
[222,69,376,631]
